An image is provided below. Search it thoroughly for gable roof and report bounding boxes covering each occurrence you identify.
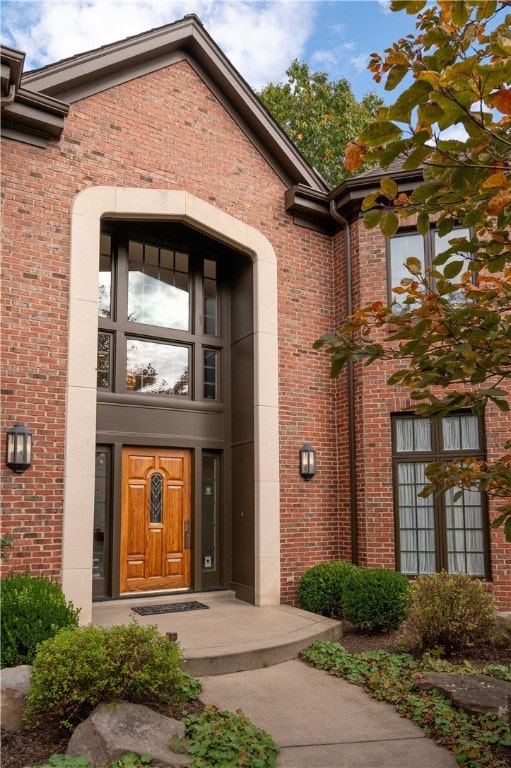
[1,15,328,194]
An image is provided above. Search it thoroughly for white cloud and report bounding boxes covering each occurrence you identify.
[1,0,316,90]
[350,52,369,72]
[377,0,391,14]
[310,48,338,69]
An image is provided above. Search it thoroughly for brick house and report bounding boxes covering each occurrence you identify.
[1,17,509,622]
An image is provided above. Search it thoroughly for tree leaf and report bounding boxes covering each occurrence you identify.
[443,260,465,279]
[359,121,402,146]
[417,212,430,236]
[385,64,408,91]
[381,176,398,198]
[405,256,423,276]
[361,191,381,211]
[380,211,399,237]
[364,209,383,229]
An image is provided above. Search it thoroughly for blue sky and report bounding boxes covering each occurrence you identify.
[1,1,417,101]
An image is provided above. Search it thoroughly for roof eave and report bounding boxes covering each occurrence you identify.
[331,167,424,218]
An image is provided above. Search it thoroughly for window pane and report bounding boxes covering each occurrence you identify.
[97,332,112,389]
[93,450,108,580]
[99,234,112,319]
[202,455,218,570]
[445,485,485,575]
[397,461,435,575]
[203,349,218,400]
[442,414,479,451]
[126,339,189,396]
[128,240,190,330]
[150,473,163,524]
[395,417,431,452]
[204,259,217,335]
[434,228,470,274]
[390,233,425,304]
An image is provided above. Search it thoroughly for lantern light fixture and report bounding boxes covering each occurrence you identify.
[6,423,32,474]
[299,443,316,480]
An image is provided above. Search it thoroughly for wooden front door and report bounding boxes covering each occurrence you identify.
[121,447,191,593]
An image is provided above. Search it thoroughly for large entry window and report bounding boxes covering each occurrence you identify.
[97,224,222,403]
[393,413,489,577]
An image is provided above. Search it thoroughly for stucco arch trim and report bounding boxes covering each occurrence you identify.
[63,187,280,622]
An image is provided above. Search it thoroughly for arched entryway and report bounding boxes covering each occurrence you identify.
[63,188,280,622]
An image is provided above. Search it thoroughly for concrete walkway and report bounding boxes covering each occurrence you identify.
[200,660,458,768]
[92,592,458,767]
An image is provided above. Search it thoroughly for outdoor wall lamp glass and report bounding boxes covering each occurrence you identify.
[6,423,33,473]
[299,443,316,480]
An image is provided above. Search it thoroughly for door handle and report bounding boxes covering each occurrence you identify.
[184,519,191,549]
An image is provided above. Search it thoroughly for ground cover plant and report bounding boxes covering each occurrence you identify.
[184,706,279,768]
[301,641,511,768]
[1,571,80,668]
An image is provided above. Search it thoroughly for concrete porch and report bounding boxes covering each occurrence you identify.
[92,590,341,676]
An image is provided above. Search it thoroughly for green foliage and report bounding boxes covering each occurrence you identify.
[319,0,511,538]
[297,560,357,618]
[401,572,497,655]
[24,623,197,729]
[184,705,279,768]
[341,568,411,632]
[27,756,93,768]
[302,641,511,768]
[258,60,382,186]
[0,571,80,668]
[26,753,153,768]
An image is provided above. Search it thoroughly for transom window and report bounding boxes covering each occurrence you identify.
[97,225,221,402]
[393,413,488,577]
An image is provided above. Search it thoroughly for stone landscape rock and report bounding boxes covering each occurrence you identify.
[0,665,31,731]
[419,672,511,720]
[66,701,192,767]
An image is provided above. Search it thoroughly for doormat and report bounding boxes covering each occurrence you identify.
[132,601,209,616]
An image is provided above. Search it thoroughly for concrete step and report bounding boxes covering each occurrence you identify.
[92,592,342,676]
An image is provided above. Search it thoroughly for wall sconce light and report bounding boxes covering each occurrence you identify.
[6,423,33,473]
[299,443,316,480]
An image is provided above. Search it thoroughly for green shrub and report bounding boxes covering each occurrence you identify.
[1,571,80,668]
[184,705,279,768]
[401,571,497,656]
[24,623,197,729]
[341,567,411,632]
[298,561,357,618]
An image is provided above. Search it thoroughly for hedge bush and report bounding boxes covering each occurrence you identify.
[298,561,357,618]
[342,567,411,632]
[24,623,198,730]
[1,571,80,668]
[401,571,497,655]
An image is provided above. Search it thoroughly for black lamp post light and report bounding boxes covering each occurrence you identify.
[299,443,316,480]
[6,423,33,473]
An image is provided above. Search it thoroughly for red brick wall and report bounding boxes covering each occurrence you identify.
[1,60,343,595]
[347,215,511,609]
